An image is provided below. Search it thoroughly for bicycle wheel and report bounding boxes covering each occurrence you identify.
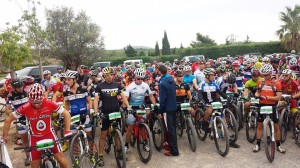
[91,116,98,141]
[137,123,153,163]
[130,129,136,147]
[104,136,111,154]
[279,109,288,143]
[151,117,164,151]
[186,117,197,152]
[294,112,300,147]
[113,129,126,168]
[176,111,184,137]
[44,160,54,168]
[70,132,98,168]
[230,104,242,131]
[194,109,207,140]
[224,108,238,143]
[237,101,244,124]
[245,111,257,143]
[121,111,127,135]
[212,116,229,157]
[263,119,275,162]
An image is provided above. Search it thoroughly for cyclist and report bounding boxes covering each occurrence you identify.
[123,66,135,87]
[5,78,30,166]
[253,63,286,153]
[124,68,157,153]
[53,66,64,78]
[41,70,56,91]
[194,59,206,90]
[63,70,93,152]
[182,66,197,94]
[23,76,35,94]
[2,83,72,168]
[231,60,244,88]
[93,66,130,167]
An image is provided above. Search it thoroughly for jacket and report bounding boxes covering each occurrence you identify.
[158,74,177,113]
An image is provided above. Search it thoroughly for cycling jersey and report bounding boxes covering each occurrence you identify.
[198,82,220,103]
[7,91,28,109]
[216,76,229,93]
[48,82,64,103]
[257,79,281,105]
[41,78,57,90]
[243,68,252,80]
[280,79,300,95]
[13,99,64,136]
[194,69,205,85]
[63,85,89,115]
[183,74,195,85]
[245,78,260,95]
[125,82,151,107]
[175,83,190,103]
[95,81,123,114]
[232,71,244,87]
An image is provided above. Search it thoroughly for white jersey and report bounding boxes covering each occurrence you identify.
[125,82,151,107]
[194,69,205,85]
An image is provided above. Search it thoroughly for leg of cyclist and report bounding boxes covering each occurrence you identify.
[202,106,213,132]
[30,160,41,168]
[54,152,68,168]
[253,122,263,152]
[273,110,286,154]
[125,114,136,153]
[97,117,109,167]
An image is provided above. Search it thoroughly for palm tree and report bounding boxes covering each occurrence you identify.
[275,5,300,52]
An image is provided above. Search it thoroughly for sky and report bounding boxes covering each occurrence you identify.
[0,0,299,50]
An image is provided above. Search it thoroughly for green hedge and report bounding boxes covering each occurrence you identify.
[101,55,180,65]
[178,42,287,59]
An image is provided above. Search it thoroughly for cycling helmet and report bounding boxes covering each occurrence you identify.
[134,68,146,78]
[25,76,34,84]
[221,61,226,65]
[59,73,66,79]
[65,70,78,79]
[254,62,262,70]
[227,72,236,84]
[43,70,51,75]
[203,68,215,76]
[102,67,114,75]
[174,59,178,62]
[251,68,260,77]
[248,58,254,63]
[282,69,292,75]
[232,60,240,67]
[11,78,23,88]
[144,74,150,80]
[179,65,184,70]
[183,66,192,72]
[217,66,226,73]
[289,57,298,67]
[174,70,183,77]
[57,66,63,70]
[90,70,98,77]
[262,57,270,62]
[291,50,296,54]
[28,83,45,103]
[260,63,273,75]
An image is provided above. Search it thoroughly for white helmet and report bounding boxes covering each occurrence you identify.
[102,67,114,74]
[183,66,191,71]
[43,70,51,75]
[282,69,292,75]
[134,68,145,78]
[260,63,273,75]
[65,70,78,78]
[289,57,298,66]
[262,57,270,62]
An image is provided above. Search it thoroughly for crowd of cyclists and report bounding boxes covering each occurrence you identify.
[1,50,300,167]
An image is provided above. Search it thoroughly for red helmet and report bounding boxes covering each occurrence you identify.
[232,60,240,67]
[28,83,45,103]
[251,68,260,77]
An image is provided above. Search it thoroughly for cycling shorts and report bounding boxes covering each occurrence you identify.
[29,129,62,161]
[101,116,121,131]
[257,105,279,123]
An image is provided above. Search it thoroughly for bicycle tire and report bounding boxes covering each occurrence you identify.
[91,116,98,140]
[294,112,300,147]
[231,104,242,131]
[186,117,197,152]
[44,160,54,168]
[212,116,229,157]
[176,111,184,137]
[114,129,126,168]
[121,111,127,135]
[151,117,165,151]
[70,132,98,168]
[104,136,111,154]
[130,129,136,147]
[279,109,288,143]
[245,111,257,143]
[263,119,275,162]
[237,101,244,123]
[137,123,153,163]
[224,108,238,143]
[0,112,8,122]
[194,109,207,141]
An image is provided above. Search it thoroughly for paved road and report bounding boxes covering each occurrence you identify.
[3,124,300,168]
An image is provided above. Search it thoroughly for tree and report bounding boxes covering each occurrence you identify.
[46,7,104,70]
[190,33,217,48]
[138,51,146,56]
[162,31,171,55]
[180,43,184,49]
[276,5,300,52]
[154,41,160,56]
[0,29,31,79]
[124,44,137,57]
[244,35,250,43]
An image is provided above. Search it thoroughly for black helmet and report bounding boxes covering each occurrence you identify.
[227,72,236,84]
[11,78,23,88]
[90,70,98,77]
[174,70,183,77]
[144,74,150,80]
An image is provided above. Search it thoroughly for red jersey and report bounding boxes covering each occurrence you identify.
[191,63,198,73]
[48,82,64,103]
[5,78,12,93]
[280,79,300,95]
[13,99,64,136]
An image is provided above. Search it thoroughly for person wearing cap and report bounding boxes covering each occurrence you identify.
[41,70,57,91]
[53,66,64,78]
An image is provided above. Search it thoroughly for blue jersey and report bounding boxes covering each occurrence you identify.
[199,82,220,103]
[125,82,151,107]
[64,86,89,115]
[183,74,195,85]
[233,71,244,87]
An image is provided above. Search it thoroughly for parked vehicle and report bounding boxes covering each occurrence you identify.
[93,62,112,69]
[124,59,143,66]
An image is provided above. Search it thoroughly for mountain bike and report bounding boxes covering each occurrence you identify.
[0,103,8,122]
[104,112,127,168]
[69,114,98,168]
[148,104,165,152]
[245,98,259,143]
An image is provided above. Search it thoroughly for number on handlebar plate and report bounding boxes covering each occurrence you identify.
[180,103,190,110]
[36,139,54,151]
[150,104,160,110]
[109,112,121,120]
[250,98,259,104]
[136,110,146,116]
[211,102,223,109]
[71,115,80,124]
[260,106,273,114]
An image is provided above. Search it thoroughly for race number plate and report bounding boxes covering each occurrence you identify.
[250,98,259,104]
[260,106,273,114]
[71,115,80,124]
[180,103,191,110]
[211,102,223,109]
[109,112,121,120]
[220,97,227,102]
[150,104,160,110]
[36,139,54,151]
[136,110,146,116]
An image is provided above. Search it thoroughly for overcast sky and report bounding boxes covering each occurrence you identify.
[0,0,299,49]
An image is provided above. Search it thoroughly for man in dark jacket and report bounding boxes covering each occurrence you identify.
[158,64,179,156]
